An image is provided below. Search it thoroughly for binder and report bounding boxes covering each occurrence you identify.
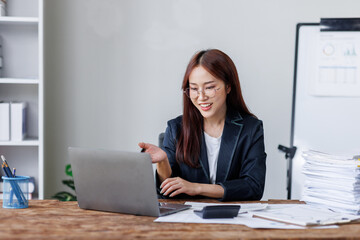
[10,102,27,141]
[0,101,10,141]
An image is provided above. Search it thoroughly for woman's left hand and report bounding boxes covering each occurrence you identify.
[160,177,200,197]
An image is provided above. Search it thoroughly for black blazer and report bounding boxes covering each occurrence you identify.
[156,109,266,201]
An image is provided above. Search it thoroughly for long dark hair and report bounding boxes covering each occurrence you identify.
[176,49,254,168]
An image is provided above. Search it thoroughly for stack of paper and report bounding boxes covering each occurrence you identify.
[301,150,360,214]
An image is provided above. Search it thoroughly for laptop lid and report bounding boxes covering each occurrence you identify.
[69,147,161,217]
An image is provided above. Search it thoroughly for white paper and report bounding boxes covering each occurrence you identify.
[184,201,267,213]
[310,32,360,97]
[253,204,360,226]
[154,202,338,229]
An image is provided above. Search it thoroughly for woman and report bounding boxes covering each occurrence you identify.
[139,49,266,201]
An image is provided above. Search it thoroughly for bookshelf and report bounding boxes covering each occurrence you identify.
[0,16,39,24]
[0,0,43,199]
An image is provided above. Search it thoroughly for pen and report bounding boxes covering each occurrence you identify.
[1,155,13,177]
[9,182,14,205]
[1,155,26,205]
[1,156,16,204]
[9,168,17,204]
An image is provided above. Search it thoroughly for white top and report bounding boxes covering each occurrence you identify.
[204,132,222,184]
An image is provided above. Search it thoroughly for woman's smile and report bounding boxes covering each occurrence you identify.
[199,103,213,111]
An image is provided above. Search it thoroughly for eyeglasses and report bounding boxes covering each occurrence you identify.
[184,86,222,99]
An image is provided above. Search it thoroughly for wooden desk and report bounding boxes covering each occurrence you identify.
[1,199,360,239]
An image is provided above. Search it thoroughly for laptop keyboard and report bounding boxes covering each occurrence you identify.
[158,202,191,216]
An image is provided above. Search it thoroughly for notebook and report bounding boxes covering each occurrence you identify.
[69,147,191,217]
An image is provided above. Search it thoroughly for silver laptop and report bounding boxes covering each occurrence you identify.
[69,147,191,217]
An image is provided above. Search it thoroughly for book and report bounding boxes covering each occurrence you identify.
[10,102,27,141]
[0,101,10,141]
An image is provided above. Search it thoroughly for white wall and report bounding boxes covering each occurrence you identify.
[43,0,360,199]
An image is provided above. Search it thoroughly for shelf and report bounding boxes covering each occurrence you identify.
[0,0,43,199]
[0,138,39,146]
[0,78,39,84]
[0,16,39,24]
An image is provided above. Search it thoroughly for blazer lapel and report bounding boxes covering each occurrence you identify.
[216,110,243,183]
[199,132,210,182]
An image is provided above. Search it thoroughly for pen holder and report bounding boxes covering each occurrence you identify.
[2,176,30,209]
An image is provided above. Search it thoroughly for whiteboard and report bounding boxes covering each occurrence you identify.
[290,23,360,199]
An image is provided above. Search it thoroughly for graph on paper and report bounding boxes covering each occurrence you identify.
[309,32,360,97]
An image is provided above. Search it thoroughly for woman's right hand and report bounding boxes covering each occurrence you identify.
[138,142,168,164]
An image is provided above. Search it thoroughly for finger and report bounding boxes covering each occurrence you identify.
[160,179,180,194]
[160,181,175,194]
[163,183,182,196]
[139,143,155,154]
[160,177,178,189]
[169,189,183,197]
[139,142,154,149]
[160,177,175,188]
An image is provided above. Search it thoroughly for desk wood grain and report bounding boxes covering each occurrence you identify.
[0,199,360,239]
